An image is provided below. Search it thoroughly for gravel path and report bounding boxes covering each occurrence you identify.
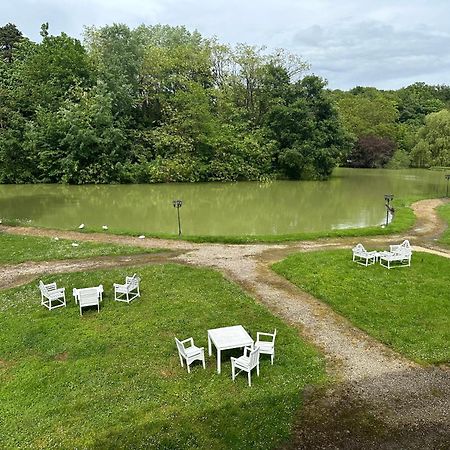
[1,198,449,449]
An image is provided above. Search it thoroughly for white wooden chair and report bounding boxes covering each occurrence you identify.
[113,274,141,303]
[352,243,377,266]
[231,346,260,387]
[72,285,103,316]
[380,240,412,269]
[255,329,277,364]
[389,239,411,254]
[39,280,66,310]
[175,337,205,373]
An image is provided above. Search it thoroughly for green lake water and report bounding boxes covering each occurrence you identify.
[0,169,446,236]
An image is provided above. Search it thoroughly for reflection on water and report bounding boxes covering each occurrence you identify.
[0,169,446,236]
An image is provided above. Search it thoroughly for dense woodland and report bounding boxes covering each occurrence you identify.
[0,22,449,184]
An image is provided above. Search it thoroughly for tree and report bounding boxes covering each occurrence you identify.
[348,136,396,168]
[0,23,23,63]
[411,109,450,167]
[22,32,91,111]
[267,75,350,180]
[397,82,446,125]
[335,90,399,140]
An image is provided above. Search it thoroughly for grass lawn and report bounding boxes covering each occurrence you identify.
[0,264,326,449]
[438,202,450,245]
[272,250,450,365]
[0,232,160,264]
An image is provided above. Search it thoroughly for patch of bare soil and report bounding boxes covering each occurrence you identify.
[0,251,179,290]
[55,352,68,361]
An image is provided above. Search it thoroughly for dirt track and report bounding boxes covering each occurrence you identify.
[1,198,449,449]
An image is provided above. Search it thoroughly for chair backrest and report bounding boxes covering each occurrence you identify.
[39,280,46,294]
[175,337,186,358]
[249,347,260,369]
[400,240,411,249]
[126,274,139,290]
[77,286,101,307]
[352,243,366,254]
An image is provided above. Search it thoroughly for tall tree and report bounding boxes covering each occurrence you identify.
[0,23,23,63]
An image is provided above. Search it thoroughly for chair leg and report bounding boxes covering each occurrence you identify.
[248,371,251,387]
[187,361,191,373]
[257,363,260,376]
[202,355,205,369]
[232,363,235,381]
[271,353,274,365]
[179,355,184,367]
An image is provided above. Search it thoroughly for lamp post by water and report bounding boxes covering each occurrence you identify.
[172,200,183,236]
[384,194,394,226]
[445,174,450,198]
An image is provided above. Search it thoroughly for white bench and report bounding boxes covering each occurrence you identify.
[379,240,412,269]
[352,243,377,266]
[39,280,66,310]
[73,285,103,316]
[113,274,140,303]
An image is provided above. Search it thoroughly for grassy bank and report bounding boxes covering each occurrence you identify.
[273,250,449,365]
[0,232,161,264]
[437,201,450,245]
[0,264,326,449]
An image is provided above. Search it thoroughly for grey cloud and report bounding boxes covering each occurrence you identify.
[290,21,450,88]
[3,0,450,89]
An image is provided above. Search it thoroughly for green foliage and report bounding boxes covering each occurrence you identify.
[335,89,399,140]
[0,23,23,63]
[385,149,412,169]
[411,109,450,167]
[273,250,450,364]
[0,264,326,448]
[3,22,450,184]
[0,232,159,264]
[268,75,350,180]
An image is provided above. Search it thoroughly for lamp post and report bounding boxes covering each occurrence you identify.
[384,194,394,226]
[445,174,450,198]
[172,200,183,236]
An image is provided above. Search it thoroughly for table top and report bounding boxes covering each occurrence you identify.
[208,325,253,349]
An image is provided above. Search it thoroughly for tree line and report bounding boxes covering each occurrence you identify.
[0,22,449,184]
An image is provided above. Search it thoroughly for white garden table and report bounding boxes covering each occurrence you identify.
[207,325,254,374]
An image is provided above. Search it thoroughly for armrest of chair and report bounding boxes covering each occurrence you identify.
[243,346,253,357]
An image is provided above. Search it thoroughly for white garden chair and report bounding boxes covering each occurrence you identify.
[72,285,103,316]
[113,274,141,303]
[379,240,412,269]
[255,329,277,365]
[39,280,66,310]
[352,243,377,266]
[389,239,411,253]
[175,337,205,373]
[231,346,260,387]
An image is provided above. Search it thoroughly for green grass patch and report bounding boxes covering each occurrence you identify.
[0,264,326,449]
[272,250,450,365]
[437,201,450,245]
[0,232,161,264]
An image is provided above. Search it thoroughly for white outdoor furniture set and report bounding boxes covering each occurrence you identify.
[39,274,141,315]
[352,240,412,269]
[175,325,277,387]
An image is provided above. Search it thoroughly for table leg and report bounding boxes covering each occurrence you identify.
[208,334,212,356]
[217,349,221,374]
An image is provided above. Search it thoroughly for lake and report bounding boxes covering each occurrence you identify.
[0,168,446,236]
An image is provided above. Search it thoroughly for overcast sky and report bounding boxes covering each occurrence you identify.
[3,0,450,90]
